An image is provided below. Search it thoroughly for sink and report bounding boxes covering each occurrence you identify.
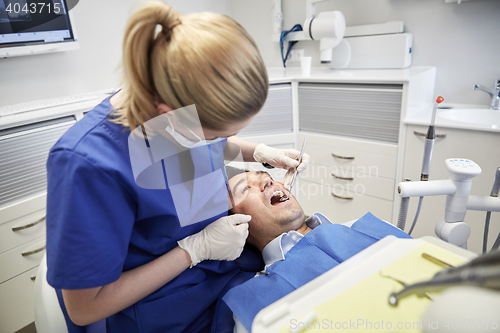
[438,108,500,128]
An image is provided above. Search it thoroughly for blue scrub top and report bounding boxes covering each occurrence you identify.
[46,95,241,332]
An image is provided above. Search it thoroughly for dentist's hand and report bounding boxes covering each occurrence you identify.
[253,143,310,187]
[177,214,251,268]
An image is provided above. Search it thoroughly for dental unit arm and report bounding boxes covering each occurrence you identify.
[398,159,500,248]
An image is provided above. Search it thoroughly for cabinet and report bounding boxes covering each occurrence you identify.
[402,124,500,254]
[0,114,77,332]
[0,195,48,332]
[0,267,39,333]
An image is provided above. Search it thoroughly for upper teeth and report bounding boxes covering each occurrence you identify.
[272,190,284,198]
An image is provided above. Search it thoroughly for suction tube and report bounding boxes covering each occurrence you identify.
[484,167,500,253]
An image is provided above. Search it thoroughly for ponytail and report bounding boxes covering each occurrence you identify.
[112,2,268,132]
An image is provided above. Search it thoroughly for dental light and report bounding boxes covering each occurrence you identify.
[303,10,346,64]
[274,0,347,65]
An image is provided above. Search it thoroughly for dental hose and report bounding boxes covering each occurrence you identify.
[483,167,500,253]
[407,96,444,235]
[397,196,409,231]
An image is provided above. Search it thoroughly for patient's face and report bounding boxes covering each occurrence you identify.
[228,171,305,250]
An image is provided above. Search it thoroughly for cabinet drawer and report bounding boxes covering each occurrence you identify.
[0,236,45,284]
[0,209,46,255]
[301,141,397,179]
[0,266,38,333]
[299,133,398,180]
[300,132,398,157]
[298,180,393,223]
[301,163,395,201]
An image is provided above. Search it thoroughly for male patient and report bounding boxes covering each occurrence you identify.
[223,169,411,332]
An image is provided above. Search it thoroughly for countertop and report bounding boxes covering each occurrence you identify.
[267,66,435,84]
[404,103,500,133]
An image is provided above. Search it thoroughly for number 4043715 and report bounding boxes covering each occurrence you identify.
[6,2,62,14]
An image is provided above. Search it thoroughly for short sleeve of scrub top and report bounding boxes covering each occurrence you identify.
[46,149,136,289]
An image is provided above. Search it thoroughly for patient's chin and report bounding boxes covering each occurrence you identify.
[278,209,305,228]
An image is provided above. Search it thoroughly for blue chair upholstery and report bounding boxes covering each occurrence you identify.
[211,245,264,333]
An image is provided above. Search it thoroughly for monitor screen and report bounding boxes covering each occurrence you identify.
[0,0,78,58]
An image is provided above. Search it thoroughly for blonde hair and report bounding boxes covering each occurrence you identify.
[112,2,268,131]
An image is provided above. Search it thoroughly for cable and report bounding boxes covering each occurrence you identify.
[491,231,500,252]
[483,211,491,254]
[408,196,423,235]
[484,167,500,252]
[280,24,302,67]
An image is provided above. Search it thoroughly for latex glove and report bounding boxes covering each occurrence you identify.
[178,214,251,268]
[253,143,310,187]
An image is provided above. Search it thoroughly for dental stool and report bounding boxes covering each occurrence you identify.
[34,253,106,333]
[34,253,68,333]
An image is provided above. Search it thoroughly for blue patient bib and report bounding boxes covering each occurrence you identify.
[222,213,411,332]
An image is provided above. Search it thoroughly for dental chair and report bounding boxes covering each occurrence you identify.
[33,252,68,333]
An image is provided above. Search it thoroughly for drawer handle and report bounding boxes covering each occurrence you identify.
[332,153,355,160]
[22,245,46,257]
[413,131,447,139]
[31,275,36,281]
[331,172,353,181]
[331,193,354,200]
[12,216,46,232]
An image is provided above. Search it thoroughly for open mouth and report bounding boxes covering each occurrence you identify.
[270,190,289,206]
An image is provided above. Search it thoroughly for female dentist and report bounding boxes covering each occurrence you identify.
[45,2,309,333]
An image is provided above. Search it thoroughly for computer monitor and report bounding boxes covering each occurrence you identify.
[0,0,79,58]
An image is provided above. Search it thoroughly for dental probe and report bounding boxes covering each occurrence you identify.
[282,138,307,201]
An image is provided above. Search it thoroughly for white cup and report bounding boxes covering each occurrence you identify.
[300,56,312,76]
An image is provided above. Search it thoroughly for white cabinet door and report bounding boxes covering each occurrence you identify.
[298,180,393,223]
[402,124,500,254]
[0,267,38,333]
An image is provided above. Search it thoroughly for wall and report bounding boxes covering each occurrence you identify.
[229,0,500,106]
[2,1,498,107]
[0,0,232,107]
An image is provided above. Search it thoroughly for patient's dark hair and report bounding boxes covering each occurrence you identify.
[225,166,249,180]
[226,166,250,215]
